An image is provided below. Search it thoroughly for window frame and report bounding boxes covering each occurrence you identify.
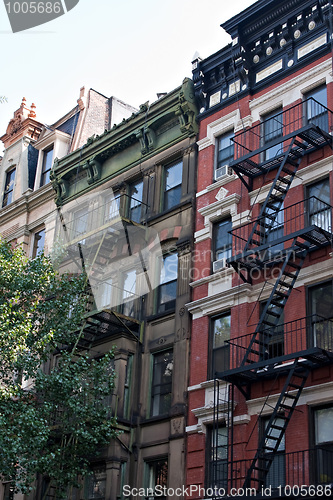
[261,107,283,162]
[307,279,333,351]
[128,178,144,223]
[144,457,168,500]
[150,349,173,418]
[310,404,333,485]
[32,228,46,259]
[163,160,183,211]
[207,424,228,491]
[215,130,234,181]
[304,85,328,131]
[2,167,16,207]
[210,312,231,378]
[40,145,54,187]
[213,218,232,268]
[156,252,178,314]
[306,177,331,232]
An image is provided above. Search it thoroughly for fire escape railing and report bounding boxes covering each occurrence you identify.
[210,447,333,499]
[231,97,332,168]
[228,196,332,261]
[223,315,333,373]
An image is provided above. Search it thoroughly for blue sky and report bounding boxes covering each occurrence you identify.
[0,0,256,152]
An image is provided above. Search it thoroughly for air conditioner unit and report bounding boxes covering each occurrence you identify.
[214,165,232,180]
[213,258,228,272]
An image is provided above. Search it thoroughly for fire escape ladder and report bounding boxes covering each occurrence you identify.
[243,359,310,490]
[245,137,307,252]
[241,240,309,367]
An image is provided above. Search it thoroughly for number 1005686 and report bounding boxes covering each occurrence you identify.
[5,2,62,14]
[277,485,332,496]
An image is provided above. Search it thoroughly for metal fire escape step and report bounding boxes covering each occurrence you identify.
[243,359,310,490]
[243,137,306,255]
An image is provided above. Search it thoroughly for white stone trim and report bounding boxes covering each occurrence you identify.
[250,58,332,122]
[197,109,241,151]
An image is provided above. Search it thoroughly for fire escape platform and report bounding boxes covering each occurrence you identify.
[76,308,142,350]
[227,224,331,272]
[230,123,332,180]
[217,348,333,387]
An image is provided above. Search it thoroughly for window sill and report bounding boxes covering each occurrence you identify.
[146,309,175,322]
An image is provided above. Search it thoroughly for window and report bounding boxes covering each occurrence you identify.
[208,425,228,490]
[2,168,16,207]
[121,269,137,317]
[215,131,234,180]
[104,191,120,222]
[157,253,178,314]
[163,161,182,211]
[118,462,127,500]
[308,281,333,350]
[263,417,285,489]
[313,406,333,484]
[151,350,173,417]
[32,229,46,258]
[40,146,54,186]
[213,219,232,270]
[260,303,284,359]
[3,482,14,500]
[123,354,133,419]
[145,458,168,500]
[211,313,230,377]
[129,180,143,223]
[98,278,113,309]
[305,85,328,131]
[307,178,331,232]
[85,466,106,500]
[261,201,284,256]
[262,108,283,161]
[72,207,88,241]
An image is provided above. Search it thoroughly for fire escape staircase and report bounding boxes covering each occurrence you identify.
[243,359,310,490]
[213,102,333,497]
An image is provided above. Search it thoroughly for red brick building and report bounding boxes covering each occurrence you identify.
[186,0,333,498]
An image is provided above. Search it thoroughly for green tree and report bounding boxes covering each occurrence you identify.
[0,239,117,497]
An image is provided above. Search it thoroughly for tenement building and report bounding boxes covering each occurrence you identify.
[186,0,333,498]
[49,79,197,499]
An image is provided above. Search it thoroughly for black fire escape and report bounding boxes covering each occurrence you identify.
[212,98,333,496]
[58,193,149,351]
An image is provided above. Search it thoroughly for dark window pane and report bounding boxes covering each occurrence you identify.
[216,131,234,179]
[157,253,178,313]
[129,180,143,223]
[85,467,106,500]
[209,426,228,489]
[262,108,283,161]
[306,86,328,130]
[151,351,173,417]
[32,229,46,258]
[2,168,16,207]
[309,281,333,350]
[308,178,331,231]
[212,314,230,374]
[164,162,182,210]
[40,146,54,186]
[215,219,232,261]
[146,458,168,499]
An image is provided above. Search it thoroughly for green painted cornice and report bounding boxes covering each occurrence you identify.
[51,78,198,206]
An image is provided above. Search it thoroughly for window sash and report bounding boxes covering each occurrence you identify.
[129,180,143,223]
[151,350,173,417]
[40,147,54,186]
[214,219,232,261]
[32,229,46,258]
[2,168,16,207]
[164,162,182,210]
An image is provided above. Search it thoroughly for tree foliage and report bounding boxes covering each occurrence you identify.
[0,239,117,496]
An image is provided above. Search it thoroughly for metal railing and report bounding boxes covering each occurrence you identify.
[231,98,332,162]
[61,193,148,244]
[229,197,332,257]
[224,315,333,370]
[210,447,333,498]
